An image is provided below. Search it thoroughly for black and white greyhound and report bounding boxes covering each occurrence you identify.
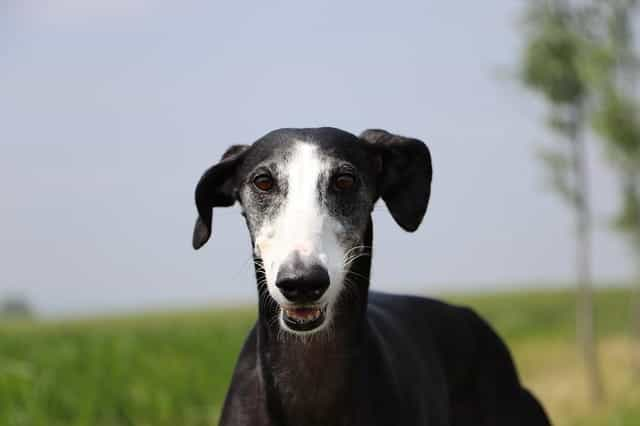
[192,127,550,426]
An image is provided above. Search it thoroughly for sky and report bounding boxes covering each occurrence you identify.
[0,0,633,316]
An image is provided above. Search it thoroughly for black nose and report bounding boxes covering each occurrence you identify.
[276,256,330,304]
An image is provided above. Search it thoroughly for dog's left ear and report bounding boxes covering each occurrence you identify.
[192,144,250,250]
[360,129,432,232]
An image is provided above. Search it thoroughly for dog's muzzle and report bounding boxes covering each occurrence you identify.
[275,253,330,331]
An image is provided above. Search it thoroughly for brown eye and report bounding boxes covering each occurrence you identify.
[253,174,274,192]
[334,173,355,191]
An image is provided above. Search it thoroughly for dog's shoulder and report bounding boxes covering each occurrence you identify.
[367,291,479,339]
[367,291,550,425]
[367,291,514,387]
[368,291,482,372]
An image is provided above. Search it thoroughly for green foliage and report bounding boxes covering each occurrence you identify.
[577,38,617,92]
[520,0,640,253]
[537,146,579,207]
[592,85,640,165]
[585,0,640,253]
[521,3,587,105]
[519,0,595,216]
[0,308,256,426]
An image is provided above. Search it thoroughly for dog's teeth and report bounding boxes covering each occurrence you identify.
[284,307,322,323]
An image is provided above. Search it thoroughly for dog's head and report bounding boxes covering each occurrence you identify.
[193,128,431,334]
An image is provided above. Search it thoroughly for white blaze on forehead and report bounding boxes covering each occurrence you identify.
[254,142,346,321]
[285,143,324,249]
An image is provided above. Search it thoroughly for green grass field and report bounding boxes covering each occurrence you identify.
[0,288,638,426]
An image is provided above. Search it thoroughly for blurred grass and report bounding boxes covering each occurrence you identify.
[0,288,637,425]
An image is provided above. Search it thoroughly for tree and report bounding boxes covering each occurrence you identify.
[588,0,640,378]
[519,0,605,402]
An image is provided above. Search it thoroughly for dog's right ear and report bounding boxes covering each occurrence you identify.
[192,145,250,250]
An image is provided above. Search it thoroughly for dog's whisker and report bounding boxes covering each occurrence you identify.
[342,245,372,262]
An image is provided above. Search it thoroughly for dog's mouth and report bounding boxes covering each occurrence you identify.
[282,306,326,332]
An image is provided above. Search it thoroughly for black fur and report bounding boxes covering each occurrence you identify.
[192,128,550,426]
[193,144,249,249]
[360,129,432,232]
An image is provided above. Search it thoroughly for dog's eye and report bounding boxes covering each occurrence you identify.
[334,173,355,191]
[253,174,274,192]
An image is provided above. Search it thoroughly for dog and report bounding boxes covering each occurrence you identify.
[193,127,550,426]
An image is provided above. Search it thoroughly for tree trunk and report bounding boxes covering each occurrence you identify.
[570,103,605,403]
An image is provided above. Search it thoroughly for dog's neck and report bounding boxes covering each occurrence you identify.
[252,220,373,426]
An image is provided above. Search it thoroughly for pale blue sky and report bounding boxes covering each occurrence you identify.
[0,1,632,316]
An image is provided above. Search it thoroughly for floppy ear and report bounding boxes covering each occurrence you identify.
[360,129,432,232]
[192,145,250,250]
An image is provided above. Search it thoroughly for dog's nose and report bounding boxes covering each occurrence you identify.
[276,255,330,304]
